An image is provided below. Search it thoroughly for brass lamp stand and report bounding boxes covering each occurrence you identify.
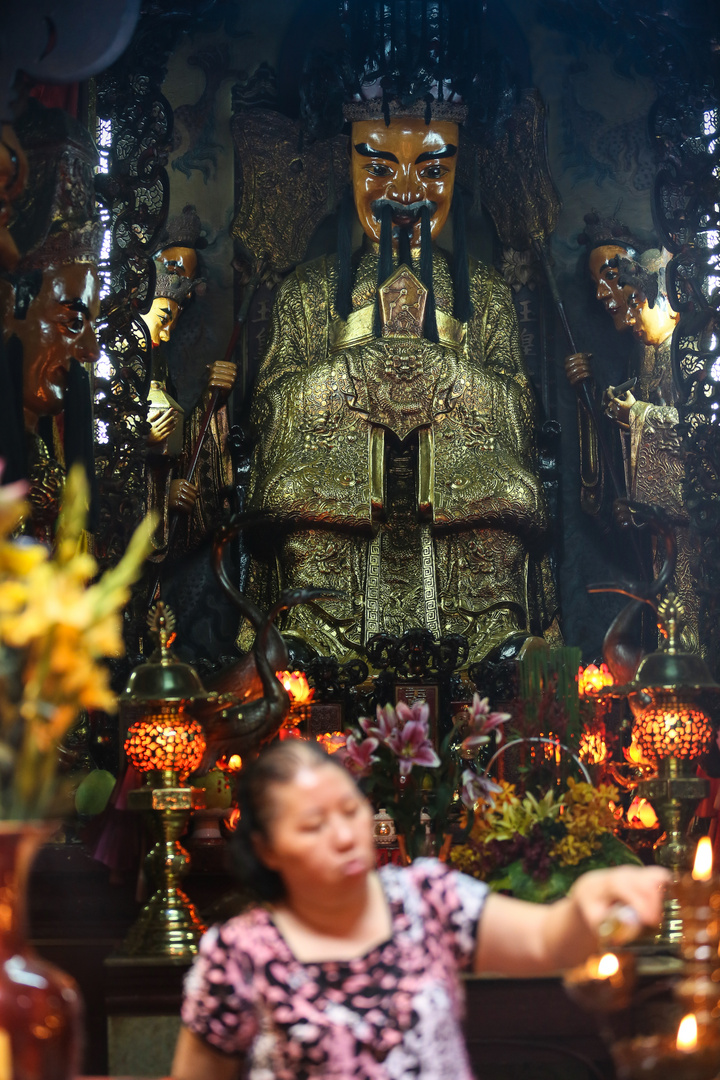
[638,757,709,946]
[122,772,207,958]
[118,605,210,959]
[624,596,718,947]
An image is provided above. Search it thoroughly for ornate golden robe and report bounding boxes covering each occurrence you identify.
[239,245,559,664]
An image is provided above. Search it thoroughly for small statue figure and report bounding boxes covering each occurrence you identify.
[139,235,235,561]
[152,203,207,282]
[580,211,643,335]
[0,101,101,543]
[580,213,698,653]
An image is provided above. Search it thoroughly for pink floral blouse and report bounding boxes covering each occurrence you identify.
[181,859,488,1079]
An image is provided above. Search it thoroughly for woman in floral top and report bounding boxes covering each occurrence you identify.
[173,741,666,1080]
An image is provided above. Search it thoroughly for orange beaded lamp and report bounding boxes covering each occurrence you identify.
[121,604,208,783]
[632,696,713,762]
[119,604,209,959]
[125,712,205,784]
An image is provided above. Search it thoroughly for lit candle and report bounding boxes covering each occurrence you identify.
[676,836,716,912]
[613,1014,720,1080]
[563,949,634,1012]
[597,953,619,978]
[692,837,713,882]
[626,796,659,829]
[676,837,719,1023]
[676,1014,698,1054]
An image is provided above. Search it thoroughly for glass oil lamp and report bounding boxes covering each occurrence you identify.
[611,1010,720,1080]
[118,603,209,959]
[563,949,637,1013]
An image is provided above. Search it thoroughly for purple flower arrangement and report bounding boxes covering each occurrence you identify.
[341,694,509,860]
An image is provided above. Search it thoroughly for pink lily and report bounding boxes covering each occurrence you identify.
[387,719,440,777]
[460,769,502,809]
[343,734,379,775]
[359,703,397,743]
[395,699,430,729]
[461,692,510,753]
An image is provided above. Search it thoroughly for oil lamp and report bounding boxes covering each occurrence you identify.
[622,595,719,947]
[563,950,636,1013]
[675,838,720,1027]
[611,1011,720,1080]
[276,669,314,736]
[118,604,209,959]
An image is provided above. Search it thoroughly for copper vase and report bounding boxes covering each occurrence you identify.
[0,825,82,1080]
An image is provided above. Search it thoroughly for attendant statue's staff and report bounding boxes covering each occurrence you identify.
[148,257,265,607]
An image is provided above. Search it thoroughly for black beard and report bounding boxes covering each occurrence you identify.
[370,198,438,232]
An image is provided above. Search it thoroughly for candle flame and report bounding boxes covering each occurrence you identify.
[316,731,347,754]
[276,670,314,706]
[578,663,614,696]
[626,796,659,829]
[693,836,713,882]
[597,953,619,978]
[676,1013,698,1053]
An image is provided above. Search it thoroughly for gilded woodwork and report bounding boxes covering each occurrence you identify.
[230,109,348,271]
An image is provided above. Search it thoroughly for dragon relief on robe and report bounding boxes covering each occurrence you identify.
[238,244,560,665]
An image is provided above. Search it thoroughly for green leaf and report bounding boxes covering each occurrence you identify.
[506,859,575,903]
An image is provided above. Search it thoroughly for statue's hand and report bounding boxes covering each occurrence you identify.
[148,408,179,445]
[603,386,637,429]
[169,479,198,513]
[207,360,237,399]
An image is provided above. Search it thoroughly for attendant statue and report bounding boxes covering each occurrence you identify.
[140,215,235,561]
[239,100,560,664]
[0,101,100,542]
[580,214,698,652]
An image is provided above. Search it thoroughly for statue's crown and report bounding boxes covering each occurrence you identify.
[340,0,478,125]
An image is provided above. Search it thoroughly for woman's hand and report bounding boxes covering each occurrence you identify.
[568,864,668,943]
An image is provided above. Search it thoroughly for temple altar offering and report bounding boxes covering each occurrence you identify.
[611,1013,720,1080]
[563,950,636,1012]
[675,838,720,1025]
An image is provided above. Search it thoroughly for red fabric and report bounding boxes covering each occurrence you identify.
[375,845,404,867]
[695,765,720,863]
[28,82,79,117]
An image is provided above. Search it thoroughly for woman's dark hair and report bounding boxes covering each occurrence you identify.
[230,740,353,902]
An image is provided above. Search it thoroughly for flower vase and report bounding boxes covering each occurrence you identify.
[0,825,82,1080]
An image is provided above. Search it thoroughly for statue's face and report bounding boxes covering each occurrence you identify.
[0,124,28,272]
[588,245,635,332]
[155,245,197,280]
[351,117,459,246]
[627,293,679,347]
[3,263,100,421]
[140,296,181,345]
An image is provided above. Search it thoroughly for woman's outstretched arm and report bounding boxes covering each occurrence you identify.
[172,1027,241,1080]
[474,864,669,975]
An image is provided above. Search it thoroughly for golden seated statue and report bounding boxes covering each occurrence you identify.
[238,114,560,665]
